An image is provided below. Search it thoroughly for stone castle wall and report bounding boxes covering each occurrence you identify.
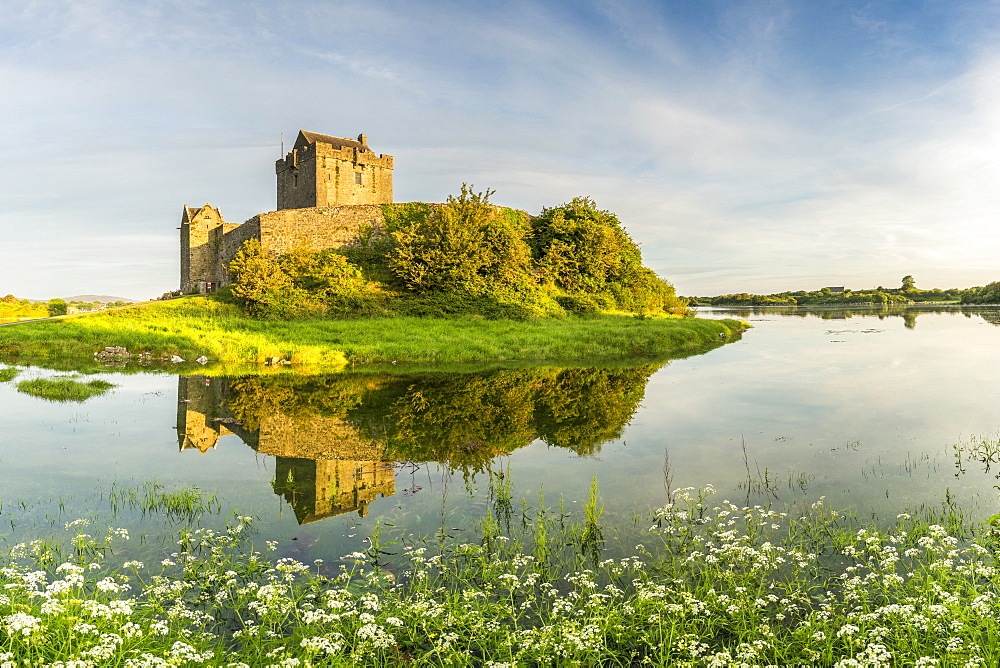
[182,203,527,292]
[255,205,385,256]
[191,205,386,290]
[212,218,260,286]
[180,206,226,293]
[256,414,387,461]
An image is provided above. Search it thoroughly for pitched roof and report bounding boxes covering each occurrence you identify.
[182,204,220,223]
[295,130,368,152]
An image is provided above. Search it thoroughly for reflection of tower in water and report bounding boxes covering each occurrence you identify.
[175,376,395,523]
[273,458,395,524]
[176,376,232,453]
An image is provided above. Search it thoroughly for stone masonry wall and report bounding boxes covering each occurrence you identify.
[256,205,385,256]
[185,203,527,292]
[181,206,225,293]
[213,219,260,286]
[257,414,387,461]
[315,143,393,207]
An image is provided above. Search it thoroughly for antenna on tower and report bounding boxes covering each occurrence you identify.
[280,132,284,156]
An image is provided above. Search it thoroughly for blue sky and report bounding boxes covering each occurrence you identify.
[3,0,1000,299]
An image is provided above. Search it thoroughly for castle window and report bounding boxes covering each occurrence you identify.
[293,174,298,187]
[354,172,363,185]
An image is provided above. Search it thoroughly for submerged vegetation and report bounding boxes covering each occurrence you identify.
[1,478,999,665]
[15,376,116,402]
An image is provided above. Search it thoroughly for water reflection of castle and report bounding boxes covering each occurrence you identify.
[175,365,659,525]
[176,376,395,523]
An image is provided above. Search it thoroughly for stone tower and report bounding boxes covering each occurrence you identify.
[275,131,394,209]
[180,204,230,294]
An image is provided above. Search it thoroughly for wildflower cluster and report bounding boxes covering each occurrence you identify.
[1,488,999,665]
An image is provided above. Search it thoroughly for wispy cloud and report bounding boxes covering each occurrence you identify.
[3,0,1000,297]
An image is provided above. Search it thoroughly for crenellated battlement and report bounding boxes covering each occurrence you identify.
[275,130,393,210]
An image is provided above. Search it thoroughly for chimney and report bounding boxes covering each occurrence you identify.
[357,133,367,147]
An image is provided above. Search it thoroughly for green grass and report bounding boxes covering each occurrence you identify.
[1,479,998,665]
[0,366,19,382]
[0,296,748,371]
[103,481,222,523]
[16,376,116,402]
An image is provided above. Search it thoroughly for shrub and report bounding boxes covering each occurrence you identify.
[531,197,643,294]
[47,298,68,317]
[226,188,686,320]
[228,241,373,319]
[389,185,534,295]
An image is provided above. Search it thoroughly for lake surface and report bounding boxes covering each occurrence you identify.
[4,304,1000,564]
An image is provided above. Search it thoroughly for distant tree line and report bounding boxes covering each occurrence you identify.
[1,295,130,319]
[960,282,1000,304]
[701,276,967,306]
[226,186,688,320]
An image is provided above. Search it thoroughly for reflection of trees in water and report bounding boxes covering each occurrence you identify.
[970,309,1000,327]
[226,375,375,430]
[707,305,1000,329]
[224,365,661,472]
[179,366,661,523]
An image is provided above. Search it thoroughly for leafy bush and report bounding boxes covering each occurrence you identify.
[47,298,68,317]
[389,185,534,293]
[962,282,1000,304]
[531,197,642,294]
[532,198,687,314]
[227,241,374,319]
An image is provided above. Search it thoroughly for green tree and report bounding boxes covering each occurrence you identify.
[389,184,532,293]
[530,197,642,295]
[278,246,367,299]
[226,239,299,317]
[901,275,916,291]
[531,197,685,314]
[46,298,67,316]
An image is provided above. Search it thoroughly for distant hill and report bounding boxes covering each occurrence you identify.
[63,295,138,303]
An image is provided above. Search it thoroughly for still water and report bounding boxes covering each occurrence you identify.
[3,305,1000,562]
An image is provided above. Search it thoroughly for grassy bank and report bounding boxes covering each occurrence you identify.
[0,296,747,371]
[1,480,997,665]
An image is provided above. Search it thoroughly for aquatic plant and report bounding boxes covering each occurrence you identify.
[0,367,19,383]
[15,376,116,402]
[104,481,222,523]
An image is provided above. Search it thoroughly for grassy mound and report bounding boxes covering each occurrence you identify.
[0,297,747,371]
[16,376,116,402]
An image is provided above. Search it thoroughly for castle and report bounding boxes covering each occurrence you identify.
[180,130,395,294]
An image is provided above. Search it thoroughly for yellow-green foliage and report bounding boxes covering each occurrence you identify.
[0,296,747,370]
[228,241,374,319]
[0,294,46,321]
